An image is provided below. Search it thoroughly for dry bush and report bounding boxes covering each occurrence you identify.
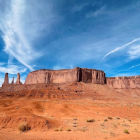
[108,116,113,120]
[124,129,129,134]
[54,128,59,131]
[86,119,95,122]
[18,122,30,132]
[59,127,63,131]
[67,128,71,131]
[104,119,108,122]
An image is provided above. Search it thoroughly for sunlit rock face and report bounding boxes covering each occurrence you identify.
[24,67,106,85]
[106,76,140,88]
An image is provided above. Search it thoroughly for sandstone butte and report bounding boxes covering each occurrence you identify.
[1,67,140,89]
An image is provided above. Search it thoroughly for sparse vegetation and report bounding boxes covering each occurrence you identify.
[108,116,113,120]
[59,127,63,131]
[124,129,129,134]
[18,122,30,132]
[104,119,108,122]
[73,118,77,120]
[54,128,59,131]
[67,128,71,131]
[86,119,95,122]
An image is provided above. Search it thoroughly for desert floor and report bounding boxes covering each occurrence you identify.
[0,83,140,140]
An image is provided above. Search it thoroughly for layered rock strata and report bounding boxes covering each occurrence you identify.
[25,67,106,85]
[107,76,140,88]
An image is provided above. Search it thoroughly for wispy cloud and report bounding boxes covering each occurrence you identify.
[127,45,140,60]
[0,62,5,65]
[0,0,59,71]
[0,65,26,74]
[102,38,140,60]
[72,3,88,12]
[107,63,140,76]
[128,63,140,69]
[86,5,106,18]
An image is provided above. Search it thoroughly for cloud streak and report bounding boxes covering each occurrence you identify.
[0,65,26,74]
[127,45,140,61]
[0,0,58,71]
[102,38,140,60]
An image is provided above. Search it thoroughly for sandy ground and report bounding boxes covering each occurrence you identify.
[0,82,140,140]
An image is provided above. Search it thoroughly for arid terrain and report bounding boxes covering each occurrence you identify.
[0,82,140,140]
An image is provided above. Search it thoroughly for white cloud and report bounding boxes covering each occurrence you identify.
[127,45,140,60]
[0,65,26,74]
[128,63,140,69]
[102,38,140,60]
[0,62,5,65]
[0,0,59,71]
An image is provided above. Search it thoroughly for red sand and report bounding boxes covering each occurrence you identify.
[0,82,140,140]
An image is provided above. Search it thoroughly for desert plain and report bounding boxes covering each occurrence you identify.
[0,82,140,140]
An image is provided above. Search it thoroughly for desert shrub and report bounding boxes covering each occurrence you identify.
[73,118,77,120]
[124,129,129,134]
[86,119,95,122]
[18,122,30,132]
[108,116,113,120]
[59,127,63,131]
[116,117,120,120]
[104,119,108,122]
[67,128,71,131]
[54,128,59,131]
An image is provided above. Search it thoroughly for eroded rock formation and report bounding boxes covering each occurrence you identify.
[3,67,140,89]
[2,73,22,87]
[15,73,22,85]
[2,73,9,86]
[11,77,14,84]
[25,67,106,85]
[107,76,140,88]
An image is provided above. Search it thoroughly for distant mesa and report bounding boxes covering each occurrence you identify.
[2,67,140,89]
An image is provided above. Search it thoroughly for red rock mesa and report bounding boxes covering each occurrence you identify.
[2,67,140,89]
[24,67,106,85]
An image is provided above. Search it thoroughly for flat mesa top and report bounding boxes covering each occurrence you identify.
[32,67,104,73]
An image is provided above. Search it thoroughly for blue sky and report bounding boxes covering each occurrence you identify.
[0,0,140,86]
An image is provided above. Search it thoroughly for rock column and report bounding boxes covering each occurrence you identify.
[15,73,22,85]
[2,73,9,86]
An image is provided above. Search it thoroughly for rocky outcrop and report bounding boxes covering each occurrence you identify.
[2,73,22,87]
[92,70,106,84]
[106,76,140,88]
[15,73,22,85]
[2,73,9,86]
[11,77,14,84]
[25,67,106,85]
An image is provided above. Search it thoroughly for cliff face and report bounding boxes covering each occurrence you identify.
[24,67,106,85]
[106,76,140,88]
